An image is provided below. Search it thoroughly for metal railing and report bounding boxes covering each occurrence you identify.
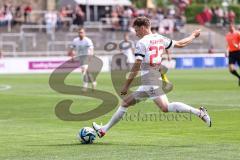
[0,32,37,52]
[0,42,18,56]
[47,41,72,55]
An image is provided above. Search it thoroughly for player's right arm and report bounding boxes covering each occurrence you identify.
[121,59,142,95]
[225,44,229,57]
[68,40,76,60]
[68,48,75,57]
[174,29,201,48]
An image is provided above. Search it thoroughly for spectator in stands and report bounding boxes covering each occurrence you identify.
[0,7,6,26]
[203,6,213,25]
[215,6,224,26]
[44,9,57,36]
[0,0,13,27]
[159,16,175,34]
[120,32,135,65]
[3,0,13,14]
[73,5,85,26]
[130,6,138,18]
[172,0,190,14]
[168,6,176,18]
[121,6,132,31]
[4,8,13,26]
[111,7,119,30]
[136,8,145,16]
[156,8,164,22]
[150,9,163,31]
[228,10,235,24]
[60,6,68,20]
[24,2,32,23]
[13,5,23,25]
[66,4,74,18]
[174,14,185,32]
[210,6,217,24]
[223,10,229,27]
[59,6,69,28]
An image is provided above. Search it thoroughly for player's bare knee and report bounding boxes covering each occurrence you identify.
[121,99,135,107]
[156,104,168,112]
[161,107,168,113]
[229,65,235,72]
[121,101,132,108]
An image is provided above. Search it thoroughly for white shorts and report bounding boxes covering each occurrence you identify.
[133,85,166,100]
[80,64,88,69]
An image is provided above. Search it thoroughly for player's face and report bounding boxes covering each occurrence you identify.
[78,29,85,39]
[134,26,148,38]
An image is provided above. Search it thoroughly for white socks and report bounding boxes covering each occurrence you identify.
[102,106,127,132]
[167,102,200,116]
[101,103,200,133]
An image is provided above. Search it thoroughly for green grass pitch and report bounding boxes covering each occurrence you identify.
[0,69,240,160]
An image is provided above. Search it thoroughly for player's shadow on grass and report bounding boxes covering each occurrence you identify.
[28,142,157,147]
[28,142,194,148]
[93,142,194,148]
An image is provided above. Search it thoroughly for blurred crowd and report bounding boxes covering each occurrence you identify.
[0,0,237,33]
[0,1,32,26]
[101,5,187,34]
[46,4,188,34]
[196,6,236,27]
[0,0,188,34]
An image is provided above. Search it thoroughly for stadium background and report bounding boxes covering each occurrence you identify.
[0,0,240,160]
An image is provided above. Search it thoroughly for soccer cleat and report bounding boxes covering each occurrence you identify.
[161,73,169,83]
[81,87,88,92]
[161,73,173,93]
[199,107,212,127]
[92,122,106,138]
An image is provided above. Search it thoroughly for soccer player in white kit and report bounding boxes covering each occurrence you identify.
[68,28,97,91]
[93,17,211,138]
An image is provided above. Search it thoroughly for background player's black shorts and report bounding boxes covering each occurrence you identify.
[229,50,240,65]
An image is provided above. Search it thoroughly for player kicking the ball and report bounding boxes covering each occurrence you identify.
[93,17,212,138]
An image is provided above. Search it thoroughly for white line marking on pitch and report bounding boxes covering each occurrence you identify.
[0,85,12,91]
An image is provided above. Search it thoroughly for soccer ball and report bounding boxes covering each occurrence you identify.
[77,127,96,144]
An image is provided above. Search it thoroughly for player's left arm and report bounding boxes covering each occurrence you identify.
[88,47,94,55]
[174,29,201,48]
[237,32,240,49]
[121,41,145,95]
[121,59,142,95]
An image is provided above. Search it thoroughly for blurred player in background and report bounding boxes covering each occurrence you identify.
[68,28,97,91]
[225,24,240,86]
[120,32,135,66]
[93,17,211,138]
